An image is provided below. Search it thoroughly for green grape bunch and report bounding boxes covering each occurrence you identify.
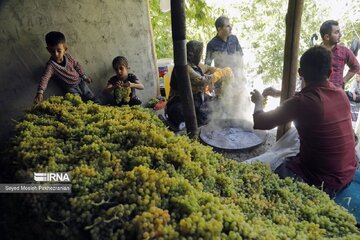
[114,86,131,104]
[4,93,359,239]
[263,96,268,107]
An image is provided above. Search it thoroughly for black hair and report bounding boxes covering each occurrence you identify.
[112,56,129,69]
[187,40,203,66]
[215,16,229,31]
[45,31,66,46]
[319,20,338,39]
[300,46,331,82]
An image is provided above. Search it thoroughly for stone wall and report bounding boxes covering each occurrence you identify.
[0,0,158,142]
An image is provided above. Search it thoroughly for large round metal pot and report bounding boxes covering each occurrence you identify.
[199,119,267,151]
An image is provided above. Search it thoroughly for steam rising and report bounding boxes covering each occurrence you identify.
[207,52,253,131]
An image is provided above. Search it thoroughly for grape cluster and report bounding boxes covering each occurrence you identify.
[7,93,359,239]
[263,96,268,107]
[114,86,131,104]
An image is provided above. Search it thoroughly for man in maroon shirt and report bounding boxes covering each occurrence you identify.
[320,20,360,89]
[251,46,357,196]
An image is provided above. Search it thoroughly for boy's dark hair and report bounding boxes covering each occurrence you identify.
[300,46,331,82]
[45,31,66,46]
[215,16,229,31]
[112,56,129,69]
[187,40,204,66]
[320,20,338,39]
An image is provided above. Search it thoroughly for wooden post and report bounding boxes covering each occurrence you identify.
[170,0,198,137]
[277,0,304,140]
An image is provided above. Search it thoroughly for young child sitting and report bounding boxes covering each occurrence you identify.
[34,31,98,104]
[103,56,144,106]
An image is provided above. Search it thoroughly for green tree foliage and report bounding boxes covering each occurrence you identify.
[230,0,325,83]
[339,1,360,45]
[149,0,219,59]
[150,0,359,83]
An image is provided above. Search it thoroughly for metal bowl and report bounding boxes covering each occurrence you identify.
[199,119,267,151]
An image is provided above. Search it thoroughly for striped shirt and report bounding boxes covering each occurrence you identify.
[330,44,359,88]
[37,53,86,93]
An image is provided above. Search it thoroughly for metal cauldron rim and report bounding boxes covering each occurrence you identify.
[199,119,267,151]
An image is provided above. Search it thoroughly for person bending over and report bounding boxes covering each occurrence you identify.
[34,31,98,104]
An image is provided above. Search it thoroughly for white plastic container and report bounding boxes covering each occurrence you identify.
[160,0,171,13]
[157,58,174,98]
[157,58,173,77]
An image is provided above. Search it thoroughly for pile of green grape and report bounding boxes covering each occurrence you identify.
[9,94,359,239]
[114,86,131,104]
[263,96,268,107]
